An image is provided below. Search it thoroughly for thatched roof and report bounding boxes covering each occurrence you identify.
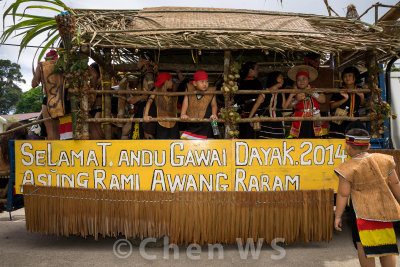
[72,7,400,54]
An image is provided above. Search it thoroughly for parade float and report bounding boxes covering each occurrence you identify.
[3,3,400,245]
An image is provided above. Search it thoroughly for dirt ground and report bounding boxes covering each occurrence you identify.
[0,208,399,267]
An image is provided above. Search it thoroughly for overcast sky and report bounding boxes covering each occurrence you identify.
[0,0,398,91]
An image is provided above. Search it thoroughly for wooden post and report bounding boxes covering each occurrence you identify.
[81,83,90,140]
[334,52,341,88]
[223,50,232,139]
[103,48,112,139]
[117,78,127,127]
[70,93,79,139]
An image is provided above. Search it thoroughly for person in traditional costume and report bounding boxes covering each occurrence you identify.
[32,49,61,140]
[248,71,286,138]
[143,72,179,139]
[236,62,263,139]
[284,65,326,138]
[0,123,27,172]
[180,71,218,139]
[334,128,400,267]
[329,67,365,138]
[128,55,157,139]
[303,52,321,70]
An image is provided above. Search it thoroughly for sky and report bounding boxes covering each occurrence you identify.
[0,0,398,92]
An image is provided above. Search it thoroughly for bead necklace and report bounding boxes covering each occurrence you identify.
[351,151,368,159]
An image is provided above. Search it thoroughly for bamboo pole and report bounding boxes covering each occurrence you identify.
[70,93,79,139]
[111,62,304,73]
[81,87,90,140]
[102,49,112,140]
[223,50,232,138]
[358,4,377,20]
[117,78,127,127]
[71,88,372,95]
[73,8,344,19]
[85,116,371,123]
[84,27,366,36]
[0,117,52,137]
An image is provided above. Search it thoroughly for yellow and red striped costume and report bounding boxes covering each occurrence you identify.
[357,217,398,257]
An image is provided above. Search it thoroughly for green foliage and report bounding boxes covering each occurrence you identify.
[0,60,24,114]
[5,116,19,124]
[15,86,43,113]
[0,87,23,115]
[391,64,400,72]
[1,0,70,62]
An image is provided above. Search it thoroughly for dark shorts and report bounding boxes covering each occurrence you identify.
[348,200,360,249]
[156,123,180,139]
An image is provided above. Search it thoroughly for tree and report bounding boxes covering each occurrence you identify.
[15,86,43,114]
[0,59,25,114]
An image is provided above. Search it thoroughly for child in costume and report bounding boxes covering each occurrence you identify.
[248,71,286,139]
[329,67,365,138]
[87,63,105,140]
[236,61,263,139]
[284,65,326,138]
[180,71,218,139]
[334,128,400,267]
[143,72,179,139]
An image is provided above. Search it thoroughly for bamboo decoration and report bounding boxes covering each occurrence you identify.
[23,185,333,245]
[219,51,240,138]
[365,50,396,138]
[220,51,242,138]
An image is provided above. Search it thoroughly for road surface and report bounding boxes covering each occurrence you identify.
[0,209,399,266]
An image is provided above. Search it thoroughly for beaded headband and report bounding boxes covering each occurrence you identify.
[345,134,370,146]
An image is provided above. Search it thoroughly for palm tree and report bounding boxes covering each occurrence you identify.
[1,0,70,62]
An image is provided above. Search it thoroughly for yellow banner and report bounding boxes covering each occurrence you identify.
[14,139,347,194]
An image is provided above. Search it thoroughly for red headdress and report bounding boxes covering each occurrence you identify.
[46,49,58,60]
[190,70,208,84]
[154,72,172,88]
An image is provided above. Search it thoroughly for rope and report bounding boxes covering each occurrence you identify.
[24,191,333,204]
[191,50,197,64]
